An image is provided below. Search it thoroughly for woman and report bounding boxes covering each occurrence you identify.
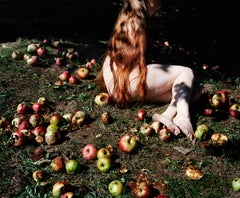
[96,0,200,143]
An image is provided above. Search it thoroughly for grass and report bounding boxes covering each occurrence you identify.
[0,37,239,198]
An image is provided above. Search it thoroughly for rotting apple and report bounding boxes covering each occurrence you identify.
[97,147,112,159]
[94,92,110,107]
[12,50,23,60]
[11,130,25,147]
[59,71,70,82]
[32,169,44,182]
[130,181,152,198]
[229,103,240,119]
[137,109,147,121]
[211,89,228,107]
[61,192,74,198]
[194,124,209,141]
[232,177,240,192]
[101,111,112,124]
[139,123,154,136]
[77,67,89,79]
[52,180,71,197]
[150,121,161,133]
[119,133,139,154]
[96,157,112,173]
[159,127,171,141]
[62,112,74,123]
[65,159,80,174]
[37,96,47,105]
[108,180,124,197]
[211,133,228,146]
[50,156,64,172]
[71,110,86,126]
[29,113,44,128]
[82,144,98,160]
[45,124,60,145]
[32,125,46,137]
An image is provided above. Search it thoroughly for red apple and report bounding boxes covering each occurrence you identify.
[59,71,70,82]
[27,55,38,66]
[31,125,46,137]
[130,181,152,198]
[203,108,215,116]
[137,109,147,121]
[68,75,78,84]
[77,67,89,79]
[119,133,139,153]
[32,102,43,113]
[56,57,66,67]
[211,90,228,107]
[61,192,74,198]
[54,80,63,86]
[159,127,171,141]
[82,144,98,160]
[36,47,47,56]
[94,92,110,107]
[229,103,240,119]
[16,102,28,114]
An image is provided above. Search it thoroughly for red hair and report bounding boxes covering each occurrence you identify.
[97,0,148,105]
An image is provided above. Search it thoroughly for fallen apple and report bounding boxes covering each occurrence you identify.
[185,165,204,180]
[71,110,86,126]
[37,47,47,56]
[97,147,112,159]
[68,75,78,85]
[82,144,98,160]
[137,109,147,121]
[211,90,228,107]
[94,92,110,107]
[49,113,62,126]
[77,67,89,79]
[101,111,112,124]
[52,180,71,197]
[45,124,60,145]
[229,103,240,119]
[29,113,44,128]
[96,157,112,173]
[31,125,46,137]
[119,133,138,153]
[211,133,228,146]
[16,102,28,114]
[139,123,154,136]
[65,159,80,174]
[194,124,209,141]
[232,177,240,192]
[61,192,74,198]
[27,43,38,53]
[32,169,44,182]
[32,102,43,113]
[130,181,152,198]
[27,55,38,66]
[150,121,161,133]
[12,50,23,60]
[108,180,124,197]
[50,156,64,172]
[159,127,171,141]
[56,57,66,67]
[59,71,70,82]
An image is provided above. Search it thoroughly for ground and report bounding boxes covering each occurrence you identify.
[0,1,240,198]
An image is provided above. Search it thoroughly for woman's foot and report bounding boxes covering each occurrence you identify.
[173,115,194,142]
[152,114,181,135]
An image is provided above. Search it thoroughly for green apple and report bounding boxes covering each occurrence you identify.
[108,180,124,197]
[232,177,240,191]
[96,157,111,173]
[65,159,80,174]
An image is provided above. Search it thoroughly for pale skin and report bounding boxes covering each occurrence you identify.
[102,0,200,143]
[103,57,197,143]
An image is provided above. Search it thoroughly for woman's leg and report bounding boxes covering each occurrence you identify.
[152,66,196,142]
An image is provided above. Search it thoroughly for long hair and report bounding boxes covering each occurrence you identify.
[97,0,148,105]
